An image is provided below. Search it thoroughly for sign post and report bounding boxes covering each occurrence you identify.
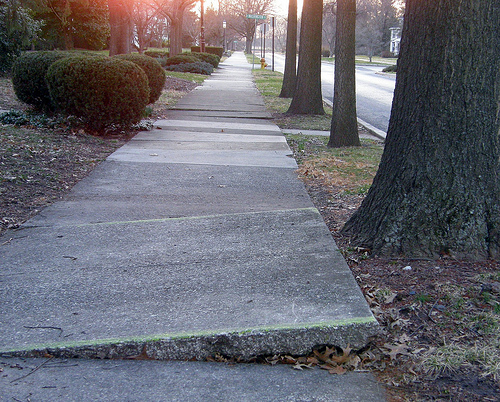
[271,16,275,71]
[247,14,267,70]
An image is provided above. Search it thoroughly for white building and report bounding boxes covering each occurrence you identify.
[390,27,401,56]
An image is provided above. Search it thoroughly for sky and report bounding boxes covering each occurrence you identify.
[205,0,404,20]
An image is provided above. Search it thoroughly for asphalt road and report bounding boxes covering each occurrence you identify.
[268,53,396,134]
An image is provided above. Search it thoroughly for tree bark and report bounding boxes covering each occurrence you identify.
[245,37,253,54]
[279,0,297,98]
[342,0,500,260]
[328,0,359,147]
[108,0,132,55]
[168,5,183,56]
[286,0,325,115]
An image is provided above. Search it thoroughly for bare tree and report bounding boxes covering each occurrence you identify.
[155,0,196,56]
[356,0,400,57]
[343,0,500,260]
[132,0,160,52]
[328,0,359,147]
[287,0,325,115]
[279,0,297,98]
[322,0,336,57]
[222,0,274,54]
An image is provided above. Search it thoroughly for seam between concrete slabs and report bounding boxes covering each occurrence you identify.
[1,317,378,354]
[17,207,321,230]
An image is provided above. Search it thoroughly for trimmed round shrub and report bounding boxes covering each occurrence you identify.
[165,62,213,75]
[144,50,169,59]
[114,53,166,104]
[47,56,149,131]
[189,52,220,68]
[11,51,72,109]
[164,54,200,66]
[382,64,397,73]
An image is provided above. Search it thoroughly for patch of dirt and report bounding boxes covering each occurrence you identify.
[0,78,26,111]
[164,76,199,92]
[0,75,197,235]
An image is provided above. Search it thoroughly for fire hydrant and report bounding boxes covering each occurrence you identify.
[260,58,267,69]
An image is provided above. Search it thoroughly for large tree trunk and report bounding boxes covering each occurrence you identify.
[342,0,500,260]
[286,0,325,115]
[279,0,297,98]
[328,0,359,147]
[108,0,132,55]
[169,8,183,56]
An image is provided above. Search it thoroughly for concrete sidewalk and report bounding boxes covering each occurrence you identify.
[0,52,384,400]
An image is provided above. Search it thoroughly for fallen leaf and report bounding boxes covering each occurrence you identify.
[348,355,361,370]
[313,346,336,363]
[293,362,313,370]
[307,356,320,365]
[383,343,409,360]
[329,366,347,375]
[384,292,398,304]
[330,346,352,364]
[282,355,297,365]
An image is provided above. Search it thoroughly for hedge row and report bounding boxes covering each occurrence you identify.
[11,51,166,132]
[165,62,213,75]
[190,46,223,58]
[190,52,220,68]
[144,49,170,59]
[161,52,219,75]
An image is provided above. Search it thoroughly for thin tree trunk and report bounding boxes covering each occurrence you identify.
[279,0,297,98]
[342,0,500,260]
[287,0,325,115]
[328,0,359,147]
[245,37,252,54]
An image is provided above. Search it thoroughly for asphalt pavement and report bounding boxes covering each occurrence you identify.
[0,52,385,401]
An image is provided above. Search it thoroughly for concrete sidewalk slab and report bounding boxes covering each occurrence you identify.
[108,148,297,168]
[23,163,312,226]
[153,119,282,133]
[2,208,376,358]
[171,61,270,117]
[0,358,386,401]
[132,130,286,142]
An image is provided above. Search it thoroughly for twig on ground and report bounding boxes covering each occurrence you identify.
[10,357,55,383]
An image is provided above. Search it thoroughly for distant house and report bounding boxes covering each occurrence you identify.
[390,27,401,56]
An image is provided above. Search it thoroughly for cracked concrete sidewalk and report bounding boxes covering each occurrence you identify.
[0,52,384,401]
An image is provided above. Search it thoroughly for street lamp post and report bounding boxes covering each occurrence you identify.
[200,0,205,52]
[223,21,226,53]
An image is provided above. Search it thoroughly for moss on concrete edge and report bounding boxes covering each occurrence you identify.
[1,317,379,359]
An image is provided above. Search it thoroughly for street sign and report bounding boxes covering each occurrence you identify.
[247,14,266,19]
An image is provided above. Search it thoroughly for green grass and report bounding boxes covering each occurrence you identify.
[245,53,262,65]
[252,68,384,195]
[252,69,333,131]
[286,134,383,195]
